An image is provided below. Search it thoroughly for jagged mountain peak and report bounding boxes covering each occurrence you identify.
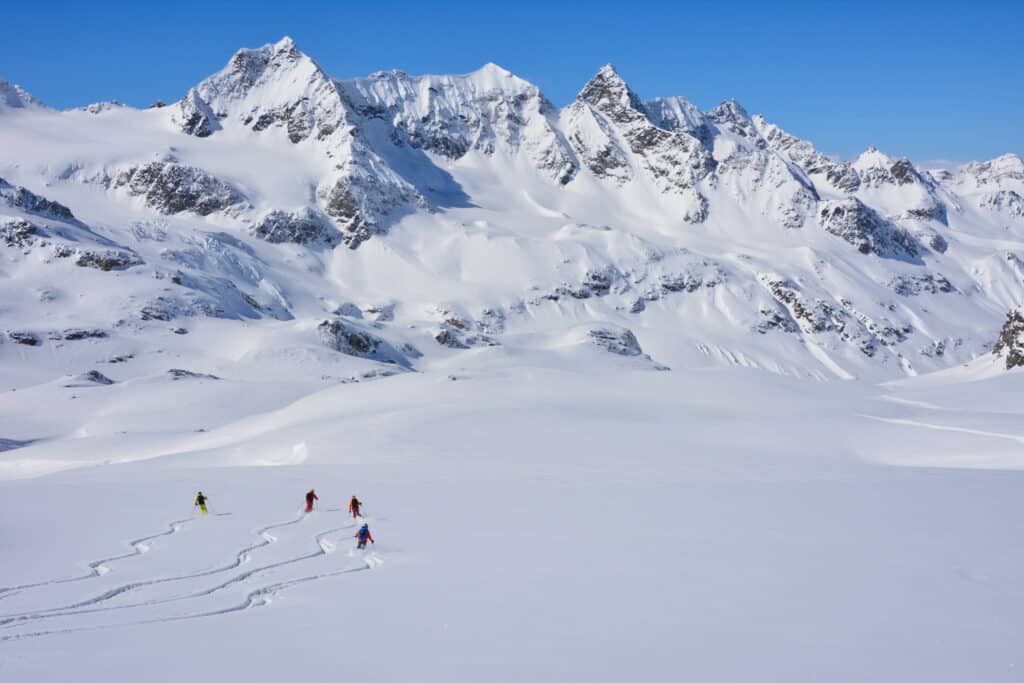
[707,98,750,124]
[853,145,895,170]
[0,77,47,111]
[577,64,643,116]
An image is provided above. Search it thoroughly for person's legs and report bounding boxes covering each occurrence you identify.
[199,503,208,514]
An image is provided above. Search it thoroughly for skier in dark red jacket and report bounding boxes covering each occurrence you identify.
[305,489,318,513]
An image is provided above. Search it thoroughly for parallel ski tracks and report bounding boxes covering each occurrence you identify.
[0,512,381,642]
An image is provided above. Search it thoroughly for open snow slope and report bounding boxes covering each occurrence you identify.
[1,363,1023,682]
[2,37,1024,682]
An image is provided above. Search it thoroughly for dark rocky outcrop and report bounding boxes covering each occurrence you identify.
[993,307,1024,370]
[588,326,643,356]
[64,370,115,387]
[174,88,218,137]
[818,199,920,260]
[317,319,412,366]
[167,369,221,381]
[49,328,109,341]
[889,274,955,296]
[1,218,38,247]
[0,177,76,221]
[114,162,245,216]
[251,208,341,246]
[7,331,40,346]
[75,249,143,271]
[980,190,1024,220]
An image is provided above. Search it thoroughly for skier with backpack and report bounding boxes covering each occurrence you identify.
[355,523,374,549]
[305,489,318,513]
[195,491,208,515]
[348,495,363,519]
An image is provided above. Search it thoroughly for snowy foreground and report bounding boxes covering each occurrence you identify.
[2,358,1023,682]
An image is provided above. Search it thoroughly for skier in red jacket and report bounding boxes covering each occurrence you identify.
[305,489,318,513]
[349,495,363,519]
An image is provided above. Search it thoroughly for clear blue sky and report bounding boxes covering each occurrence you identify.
[1,0,1020,162]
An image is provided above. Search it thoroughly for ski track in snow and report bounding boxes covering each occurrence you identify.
[0,559,377,643]
[0,516,195,596]
[0,513,379,640]
[863,415,1024,445]
[0,512,307,620]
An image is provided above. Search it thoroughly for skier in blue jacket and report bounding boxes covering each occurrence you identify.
[355,523,374,549]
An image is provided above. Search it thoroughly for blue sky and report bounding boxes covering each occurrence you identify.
[1,0,1020,162]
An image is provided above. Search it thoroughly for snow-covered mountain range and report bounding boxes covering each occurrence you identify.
[3,36,1023,382]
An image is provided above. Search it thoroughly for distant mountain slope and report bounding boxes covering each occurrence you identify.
[1,37,1022,382]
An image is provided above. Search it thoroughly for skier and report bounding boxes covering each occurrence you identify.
[305,489,318,513]
[348,495,363,519]
[354,523,374,549]
[194,491,208,515]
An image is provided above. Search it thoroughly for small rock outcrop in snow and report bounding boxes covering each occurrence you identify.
[587,326,643,356]
[167,369,221,381]
[76,249,143,271]
[113,162,246,216]
[993,307,1024,370]
[7,331,41,346]
[0,177,76,221]
[251,208,341,246]
[64,370,115,387]
[317,319,411,366]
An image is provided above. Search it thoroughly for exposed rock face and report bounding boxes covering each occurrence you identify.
[993,307,1024,370]
[1,218,37,247]
[75,249,143,271]
[251,208,341,246]
[342,64,578,185]
[641,261,725,302]
[49,328,108,341]
[7,331,40,346]
[317,319,411,366]
[179,37,422,248]
[588,326,643,356]
[818,199,920,259]
[167,369,221,381]
[569,66,715,198]
[174,88,218,137]
[754,116,861,193]
[64,370,115,387]
[889,273,955,296]
[979,190,1024,220]
[113,162,245,216]
[0,177,76,220]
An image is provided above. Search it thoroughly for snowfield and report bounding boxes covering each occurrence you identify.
[2,37,1024,682]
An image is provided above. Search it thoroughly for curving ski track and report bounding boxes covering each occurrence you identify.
[0,517,194,596]
[0,512,311,622]
[0,527,380,642]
